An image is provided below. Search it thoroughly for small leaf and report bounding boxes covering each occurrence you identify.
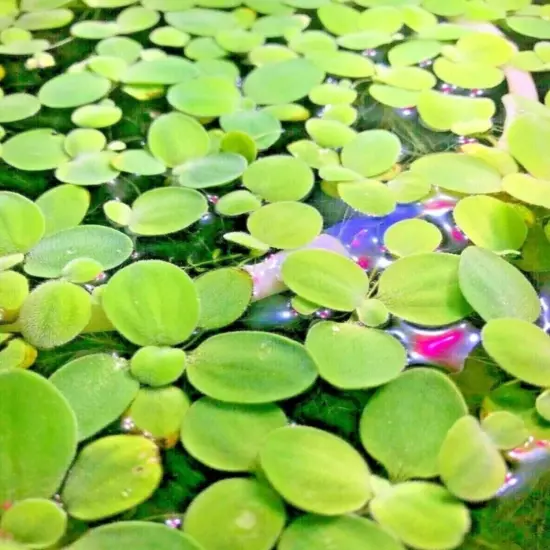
[61,258,104,284]
[176,153,247,189]
[215,190,262,216]
[0,369,77,502]
[50,354,139,441]
[180,397,286,471]
[38,73,111,109]
[103,200,132,227]
[130,346,186,387]
[502,172,550,208]
[19,281,92,350]
[187,331,318,403]
[111,150,166,175]
[62,435,162,521]
[360,368,468,479]
[535,390,550,422]
[0,93,40,123]
[306,321,406,389]
[459,246,540,322]
[282,249,370,312]
[356,298,389,327]
[259,426,371,514]
[102,260,200,346]
[481,411,528,450]
[438,415,507,502]
[55,152,120,186]
[383,219,442,256]
[122,56,198,85]
[481,318,550,387]
[183,478,286,550]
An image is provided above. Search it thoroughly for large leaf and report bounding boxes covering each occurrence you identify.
[0,370,77,502]
[102,261,200,346]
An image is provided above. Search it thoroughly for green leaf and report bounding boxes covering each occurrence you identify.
[481,318,550,387]
[387,170,431,203]
[220,109,281,151]
[122,56,198,85]
[62,435,162,521]
[129,386,190,439]
[369,482,470,550]
[388,39,442,66]
[168,76,240,117]
[458,246,540,322]
[147,112,210,168]
[64,128,106,157]
[128,187,207,236]
[2,129,69,171]
[0,498,66,549]
[35,185,90,236]
[383,219,442,256]
[184,478,285,550]
[309,51,375,78]
[0,271,28,319]
[0,93,40,123]
[502,173,550,209]
[317,3,360,35]
[149,26,190,47]
[305,119,356,148]
[102,260,200,346]
[481,411,528,450]
[55,152,120,186]
[0,192,45,255]
[278,515,405,550]
[410,153,502,194]
[305,321,406,389]
[432,58,504,89]
[0,369,77,502]
[259,425,371,514]
[453,195,527,253]
[243,58,324,105]
[181,397,286,471]
[96,36,142,62]
[341,130,401,177]
[116,6,160,34]
[187,331,318,403]
[72,102,123,128]
[215,190,261,216]
[69,522,202,550]
[536,390,550,422]
[166,8,239,36]
[111,150,166,176]
[176,153,247,189]
[19,281,92,349]
[356,298,389,327]
[282,249,370,312]
[220,131,258,163]
[377,253,472,326]
[38,73,111,109]
[243,155,314,202]
[438,415,507,502]
[50,353,139,441]
[130,346,186,387]
[360,368,468,479]
[195,268,252,330]
[70,21,120,39]
[507,15,550,39]
[339,179,396,216]
[24,225,133,278]
[247,202,323,249]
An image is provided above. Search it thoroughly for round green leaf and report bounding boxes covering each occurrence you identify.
[61,257,103,284]
[129,386,189,439]
[130,346,186,387]
[122,57,198,85]
[69,522,202,550]
[535,390,550,422]
[181,397,286,471]
[243,58,324,105]
[166,8,239,36]
[2,129,69,171]
[369,482,470,550]
[282,249,370,311]
[247,202,322,250]
[383,219,442,257]
[149,26,190,47]
[338,180,397,217]
[195,267,253,330]
[168,76,240,117]
[147,112,210,168]
[62,435,162,521]
[459,246,540,322]
[96,36,142,62]
[64,128,106,158]
[50,354,139,441]
[71,102,123,128]
[221,131,258,163]
[377,253,472,326]
[19,281,92,349]
[438,415,507,502]
[481,318,550,387]
[0,498,67,549]
[71,21,120,40]
[341,130,401,177]
[35,185,89,236]
[0,369,77,502]
[259,425,371,515]
[184,36,226,60]
[128,187,207,236]
[220,109,282,150]
[356,298,390,327]
[369,84,420,109]
[184,478,285,550]
[0,192,45,255]
[112,150,166,175]
[187,331,318,403]
[176,153,247,189]
[388,39,442,66]
[507,15,550,39]
[306,321,406,389]
[55,152,120,186]
[502,173,550,208]
[433,58,504,89]
[453,195,527,253]
[410,153,502,194]
[215,190,262,216]
[243,155,314,202]
[309,51,375,78]
[0,271,28,316]
[116,6,160,34]
[278,515,405,550]
[38,73,110,109]
[305,119,356,148]
[0,93,40,123]
[481,411,528,450]
[24,225,133,278]
[360,368,468,479]
[102,260,199,346]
